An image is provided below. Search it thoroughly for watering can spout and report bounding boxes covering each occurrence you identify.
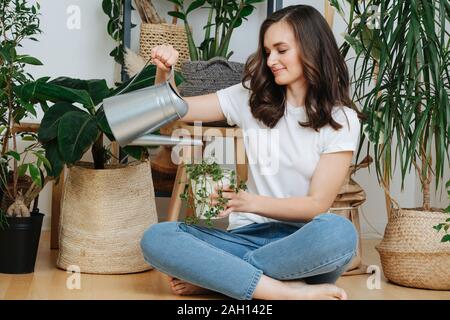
[128,134,203,146]
[103,81,202,147]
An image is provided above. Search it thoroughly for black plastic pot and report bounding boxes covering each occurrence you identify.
[0,210,44,274]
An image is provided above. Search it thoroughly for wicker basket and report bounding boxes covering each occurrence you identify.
[179,57,245,97]
[139,23,190,72]
[57,161,158,274]
[179,57,245,127]
[376,208,450,290]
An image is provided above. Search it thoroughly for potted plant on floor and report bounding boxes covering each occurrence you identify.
[31,64,184,274]
[330,0,449,289]
[0,0,52,274]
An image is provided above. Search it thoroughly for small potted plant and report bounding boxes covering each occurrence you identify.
[180,158,247,227]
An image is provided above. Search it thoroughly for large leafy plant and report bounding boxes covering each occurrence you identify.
[330,0,449,212]
[167,0,265,61]
[0,0,50,219]
[33,65,185,177]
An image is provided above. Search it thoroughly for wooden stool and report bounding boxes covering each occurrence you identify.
[164,121,248,222]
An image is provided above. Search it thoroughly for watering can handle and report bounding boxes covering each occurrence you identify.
[113,57,173,97]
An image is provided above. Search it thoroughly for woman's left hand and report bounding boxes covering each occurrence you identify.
[210,185,257,218]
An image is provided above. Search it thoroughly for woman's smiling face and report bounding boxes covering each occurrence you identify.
[264,20,304,86]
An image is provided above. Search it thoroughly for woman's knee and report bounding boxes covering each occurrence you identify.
[313,213,358,253]
[140,221,180,259]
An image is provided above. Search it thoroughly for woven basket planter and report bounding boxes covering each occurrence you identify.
[139,23,190,72]
[376,208,450,290]
[57,160,158,274]
[179,57,245,127]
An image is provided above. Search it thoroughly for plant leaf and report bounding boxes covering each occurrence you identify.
[57,111,100,164]
[14,81,94,108]
[43,140,64,177]
[16,55,43,65]
[49,77,111,106]
[28,164,42,187]
[18,164,28,177]
[5,151,20,161]
[38,102,80,143]
[187,0,206,15]
[168,11,186,21]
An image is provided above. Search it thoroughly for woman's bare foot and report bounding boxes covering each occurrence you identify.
[168,277,212,296]
[283,280,348,300]
[253,275,348,300]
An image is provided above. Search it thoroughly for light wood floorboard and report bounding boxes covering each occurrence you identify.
[1,232,449,300]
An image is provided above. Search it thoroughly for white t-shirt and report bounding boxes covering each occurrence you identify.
[216,82,361,231]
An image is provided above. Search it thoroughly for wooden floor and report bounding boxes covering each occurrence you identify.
[1,231,449,300]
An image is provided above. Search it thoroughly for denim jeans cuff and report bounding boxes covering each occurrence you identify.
[243,269,263,300]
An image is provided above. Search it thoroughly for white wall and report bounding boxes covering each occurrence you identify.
[17,0,449,238]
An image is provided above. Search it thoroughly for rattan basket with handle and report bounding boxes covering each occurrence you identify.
[57,160,158,274]
[376,207,450,290]
[139,7,190,72]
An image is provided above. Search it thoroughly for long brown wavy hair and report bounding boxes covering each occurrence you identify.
[243,5,365,130]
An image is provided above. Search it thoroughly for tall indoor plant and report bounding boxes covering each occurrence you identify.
[0,0,53,273]
[330,0,449,289]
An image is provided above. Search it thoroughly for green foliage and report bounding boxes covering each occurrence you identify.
[0,0,51,208]
[167,0,265,60]
[102,0,137,64]
[331,0,450,209]
[180,159,247,227]
[433,180,450,242]
[35,64,185,176]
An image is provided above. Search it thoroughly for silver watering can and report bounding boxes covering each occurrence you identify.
[103,67,202,147]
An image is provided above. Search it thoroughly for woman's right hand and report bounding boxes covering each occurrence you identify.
[151,44,179,74]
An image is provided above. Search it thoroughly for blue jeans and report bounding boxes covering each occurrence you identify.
[140,213,357,300]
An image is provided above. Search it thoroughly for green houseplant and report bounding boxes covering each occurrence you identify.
[0,0,51,274]
[33,64,184,274]
[180,158,247,227]
[167,0,265,61]
[330,0,449,289]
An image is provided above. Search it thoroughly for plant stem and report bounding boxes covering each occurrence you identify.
[92,134,105,169]
[12,125,17,197]
[24,176,51,207]
[217,0,242,57]
[203,5,214,59]
[421,142,431,211]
